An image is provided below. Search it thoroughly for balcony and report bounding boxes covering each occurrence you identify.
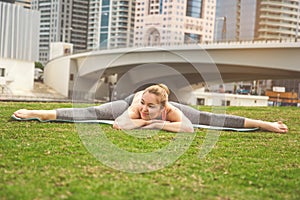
[261,1,299,10]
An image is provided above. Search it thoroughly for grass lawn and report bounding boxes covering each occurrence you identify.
[0,102,299,200]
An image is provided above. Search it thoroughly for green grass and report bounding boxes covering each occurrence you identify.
[0,102,299,200]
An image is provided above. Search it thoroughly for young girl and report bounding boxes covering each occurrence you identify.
[13,84,288,133]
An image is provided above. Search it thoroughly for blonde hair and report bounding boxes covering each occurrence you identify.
[144,84,170,107]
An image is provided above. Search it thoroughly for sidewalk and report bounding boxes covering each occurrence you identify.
[0,82,70,102]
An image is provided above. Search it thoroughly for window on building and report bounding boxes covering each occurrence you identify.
[0,68,5,77]
[101,12,109,26]
[197,98,205,105]
[186,0,203,18]
[70,74,74,81]
[222,100,230,106]
[184,33,201,43]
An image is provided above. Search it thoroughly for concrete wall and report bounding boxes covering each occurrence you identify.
[0,58,34,93]
[49,42,73,60]
[44,57,70,97]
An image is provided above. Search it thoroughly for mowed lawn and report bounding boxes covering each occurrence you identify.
[0,102,299,200]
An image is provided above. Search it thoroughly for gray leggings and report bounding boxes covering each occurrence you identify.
[56,97,245,128]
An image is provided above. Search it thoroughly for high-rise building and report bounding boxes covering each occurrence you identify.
[15,0,31,9]
[71,0,89,51]
[87,0,135,50]
[0,1,39,61]
[31,0,89,63]
[134,0,216,46]
[215,0,257,41]
[216,0,300,41]
[0,0,16,3]
[88,0,102,49]
[256,0,300,41]
[109,0,135,48]
[0,0,32,8]
[31,0,60,63]
[0,1,40,92]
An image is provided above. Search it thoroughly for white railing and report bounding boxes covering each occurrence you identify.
[47,38,300,63]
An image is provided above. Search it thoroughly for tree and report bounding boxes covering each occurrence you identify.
[35,62,44,70]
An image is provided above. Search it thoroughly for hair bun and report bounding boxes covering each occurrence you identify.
[157,83,170,95]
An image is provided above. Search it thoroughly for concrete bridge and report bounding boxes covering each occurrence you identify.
[44,40,300,101]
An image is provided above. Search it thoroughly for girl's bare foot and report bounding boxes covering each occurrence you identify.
[14,109,56,121]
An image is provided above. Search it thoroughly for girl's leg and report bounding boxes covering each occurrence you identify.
[14,100,130,121]
[56,100,130,120]
[14,95,134,121]
[169,102,245,128]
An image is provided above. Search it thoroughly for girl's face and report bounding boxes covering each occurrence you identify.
[139,91,164,120]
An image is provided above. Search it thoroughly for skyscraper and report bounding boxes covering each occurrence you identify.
[70,0,89,51]
[0,0,16,3]
[31,0,89,63]
[109,0,135,48]
[134,0,216,46]
[15,0,31,9]
[0,1,40,91]
[87,0,135,50]
[0,1,39,61]
[216,0,300,41]
[215,0,257,41]
[88,0,102,49]
[0,0,32,8]
[256,0,300,40]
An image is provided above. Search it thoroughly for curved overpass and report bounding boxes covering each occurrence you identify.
[44,41,300,99]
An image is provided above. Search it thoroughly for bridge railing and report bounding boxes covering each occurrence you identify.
[48,38,300,63]
[90,38,300,51]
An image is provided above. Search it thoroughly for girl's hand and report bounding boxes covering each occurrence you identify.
[142,121,168,129]
[113,121,121,130]
[261,121,288,133]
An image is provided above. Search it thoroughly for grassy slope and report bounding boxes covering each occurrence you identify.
[0,102,299,200]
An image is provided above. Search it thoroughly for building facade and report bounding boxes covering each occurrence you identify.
[70,0,89,51]
[0,0,32,8]
[0,0,16,3]
[216,0,300,41]
[0,1,40,92]
[15,0,32,8]
[87,0,135,50]
[31,0,89,63]
[134,0,216,46]
[87,0,102,49]
[109,0,135,48]
[256,0,300,41]
[215,0,257,41]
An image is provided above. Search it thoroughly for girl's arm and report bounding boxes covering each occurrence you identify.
[142,109,194,133]
[113,106,150,130]
[142,121,194,133]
